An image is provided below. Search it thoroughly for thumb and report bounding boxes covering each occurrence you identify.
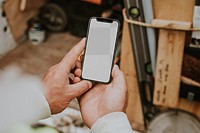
[68,80,92,98]
[112,65,126,89]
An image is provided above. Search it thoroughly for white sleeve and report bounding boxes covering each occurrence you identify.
[0,67,51,131]
[91,112,139,133]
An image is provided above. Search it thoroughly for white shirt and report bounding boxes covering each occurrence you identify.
[0,67,135,133]
[0,67,50,131]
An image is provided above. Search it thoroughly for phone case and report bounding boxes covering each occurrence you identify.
[81,17,120,84]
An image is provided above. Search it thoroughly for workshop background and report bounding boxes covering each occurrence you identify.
[0,0,200,133]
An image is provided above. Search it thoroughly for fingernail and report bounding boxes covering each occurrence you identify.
[80,38,86,45]
[113,65,119,70]
[82,37,86,41]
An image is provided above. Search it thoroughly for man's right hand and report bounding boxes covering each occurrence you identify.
[42,38,92,114]
[74,65,128,128]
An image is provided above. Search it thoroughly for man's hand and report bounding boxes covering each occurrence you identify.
[74,65,128,128]
[42,38,92,114]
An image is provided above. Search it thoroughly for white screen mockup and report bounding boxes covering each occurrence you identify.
[82,18,118,82]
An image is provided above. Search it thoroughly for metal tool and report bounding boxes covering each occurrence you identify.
[141,0,156,75]
[147,110,200,133]
[124,0,156,127]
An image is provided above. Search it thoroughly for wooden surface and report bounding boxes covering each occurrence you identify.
[153,0,195,108]
[0,32,83,110]
[153,29,187,107]
[152,19,191,30]
[153,0,194,22]
[4,0,46,42]
[179,99,200,118]
[0,33,80,78]
[120,21,145,131]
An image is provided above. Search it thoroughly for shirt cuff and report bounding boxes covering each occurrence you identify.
[28,86,51,122]
[91,112,134,133]
[0,73,51,130]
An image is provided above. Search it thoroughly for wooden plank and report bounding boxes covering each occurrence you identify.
[120,21,145,131]
[152,19,191,30]
[181,76,200,88]
[154,29,187,107]
[153,0,195,108]
[179,99,200,118]
[4,0,46,42]
[153,0,194,22]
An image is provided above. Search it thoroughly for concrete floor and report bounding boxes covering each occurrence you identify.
[0,32,81,78]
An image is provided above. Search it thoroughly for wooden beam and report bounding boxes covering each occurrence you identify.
[153,0,194,22]
[153,0,195,108]
[120,21,144,131]
[152,19,191,30]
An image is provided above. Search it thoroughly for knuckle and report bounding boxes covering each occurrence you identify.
[82,82,89,90]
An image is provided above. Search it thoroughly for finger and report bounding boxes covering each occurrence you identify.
[59,38,86,74]
[68,80,92,98]
[73,77,81,83]
[70,61,82,74]
[75,60,82,69]
[112,65,126,90]
[74,69,82,77]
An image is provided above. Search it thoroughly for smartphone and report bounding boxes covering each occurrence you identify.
[81,17,120,83]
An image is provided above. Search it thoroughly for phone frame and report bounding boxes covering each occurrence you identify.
[81,17,120,84]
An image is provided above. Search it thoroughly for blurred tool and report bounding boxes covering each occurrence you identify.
[147,110,200,133]
[124,0,155,127]
[28,18,45,45]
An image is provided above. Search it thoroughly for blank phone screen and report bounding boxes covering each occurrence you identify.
[82,18,119,83]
